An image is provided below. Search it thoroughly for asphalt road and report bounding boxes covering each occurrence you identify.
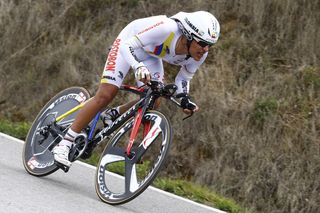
[0,133,225,213]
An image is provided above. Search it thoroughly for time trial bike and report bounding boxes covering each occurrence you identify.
[22,81,195,205]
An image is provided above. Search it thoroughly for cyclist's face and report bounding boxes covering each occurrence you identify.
[189,40,210,61]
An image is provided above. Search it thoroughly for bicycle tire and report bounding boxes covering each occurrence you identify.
[95,110,172,205]
[22,87,90,176]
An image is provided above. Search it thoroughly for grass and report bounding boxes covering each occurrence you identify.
[0,119,30,140]
[153,178,250,213]
[0,120,248,213]
[252,97,278,124]
[302,66,320,89]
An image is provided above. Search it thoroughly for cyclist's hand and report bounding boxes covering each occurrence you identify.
[134,62,151,84]
[183,106,199,114]
[180,95,199,114]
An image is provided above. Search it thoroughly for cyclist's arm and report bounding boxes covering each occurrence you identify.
[175,53,208,94]
[119,17,175,69]
[119,36,143,70]
[175,54,207,114]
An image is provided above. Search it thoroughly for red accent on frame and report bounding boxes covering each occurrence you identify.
[127,108,143,155]
[121,85,145,93]
[143,121,151,138]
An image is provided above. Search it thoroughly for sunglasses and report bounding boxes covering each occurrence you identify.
[194,38,213,48]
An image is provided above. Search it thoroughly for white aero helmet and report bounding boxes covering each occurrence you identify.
[171,11,220,46]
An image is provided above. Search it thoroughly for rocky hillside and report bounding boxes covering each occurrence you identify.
[0,0,319,212]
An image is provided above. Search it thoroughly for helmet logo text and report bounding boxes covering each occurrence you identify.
[184,17,200,34]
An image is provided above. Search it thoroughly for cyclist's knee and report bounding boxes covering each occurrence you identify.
[94,84,118,108]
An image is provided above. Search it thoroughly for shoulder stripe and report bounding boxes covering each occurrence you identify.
[153,32,175,57]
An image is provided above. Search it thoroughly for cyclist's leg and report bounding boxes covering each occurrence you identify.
[53,35,130,167]
[71,84,119,132]
[74,50,130,129]
[53,83,119,167]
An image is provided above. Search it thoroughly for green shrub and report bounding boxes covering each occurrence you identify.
[0,119,30,140]
[252,97,278,124]
[302,66,320,89]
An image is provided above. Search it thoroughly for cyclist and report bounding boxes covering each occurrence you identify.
[53,11,220,168]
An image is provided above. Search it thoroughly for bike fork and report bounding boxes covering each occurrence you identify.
[127,108,143,156]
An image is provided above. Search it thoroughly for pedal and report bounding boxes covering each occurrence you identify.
[54,161,70,173]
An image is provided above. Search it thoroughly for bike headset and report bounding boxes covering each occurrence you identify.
[171,11,220,55]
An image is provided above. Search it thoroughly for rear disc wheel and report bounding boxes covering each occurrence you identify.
[22,87,90,176]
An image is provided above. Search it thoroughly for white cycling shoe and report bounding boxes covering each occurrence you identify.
[52,144,72,168]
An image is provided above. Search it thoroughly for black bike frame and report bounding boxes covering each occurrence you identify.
[87,85,155,155]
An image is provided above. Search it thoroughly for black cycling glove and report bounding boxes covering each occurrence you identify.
[176,93,197,111]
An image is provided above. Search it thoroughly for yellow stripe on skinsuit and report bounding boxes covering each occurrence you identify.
[101,79,108,84]
[158,32,175,57]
